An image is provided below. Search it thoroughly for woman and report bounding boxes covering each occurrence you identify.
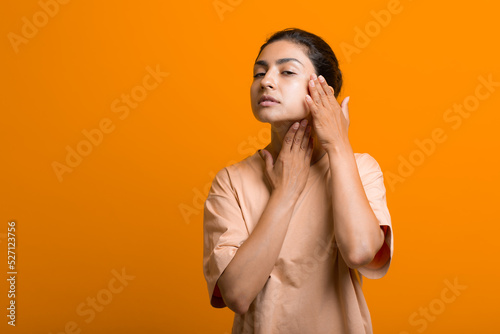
[203,28,393,334]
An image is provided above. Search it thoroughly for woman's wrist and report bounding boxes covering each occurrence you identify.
[270,187,299,210]
[326,140,354,161]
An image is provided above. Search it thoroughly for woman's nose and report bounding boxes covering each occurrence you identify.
[260,72,276,89]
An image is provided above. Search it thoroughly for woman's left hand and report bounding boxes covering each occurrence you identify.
[305,73,351,154]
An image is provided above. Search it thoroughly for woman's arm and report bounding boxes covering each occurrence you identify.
[217,189,297,315]
[304,73,385,269]
[327,145,385,269]
[218,119,313,315]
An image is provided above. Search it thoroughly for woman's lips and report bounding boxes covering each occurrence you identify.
[259,101,280,106]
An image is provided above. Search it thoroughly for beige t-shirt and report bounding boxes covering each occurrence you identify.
[203,149,393,334]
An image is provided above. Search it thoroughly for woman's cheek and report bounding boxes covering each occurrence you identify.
[299,94,310,114]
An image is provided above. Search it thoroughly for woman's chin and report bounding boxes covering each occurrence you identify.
[253,110,308,128]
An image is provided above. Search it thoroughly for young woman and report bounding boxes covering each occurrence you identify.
[203,28,393,334]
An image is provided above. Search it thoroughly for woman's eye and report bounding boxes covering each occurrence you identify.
[253,71,295,78]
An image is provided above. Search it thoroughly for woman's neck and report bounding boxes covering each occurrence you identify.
[263,121,327,166]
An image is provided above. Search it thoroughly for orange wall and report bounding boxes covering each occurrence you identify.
[1,0,499,333]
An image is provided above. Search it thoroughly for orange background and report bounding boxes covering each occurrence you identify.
[1,0,499,333]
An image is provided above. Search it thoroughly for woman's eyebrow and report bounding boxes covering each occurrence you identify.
[254,58,304,68]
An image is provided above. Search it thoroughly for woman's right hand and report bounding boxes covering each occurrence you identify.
[259,119,314,201]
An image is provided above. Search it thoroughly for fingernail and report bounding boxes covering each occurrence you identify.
[312,73,317,80]
[310,79,315,87]
[318,75,325,83]
[293,122,299,129]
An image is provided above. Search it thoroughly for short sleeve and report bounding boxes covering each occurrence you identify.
[203,167,249,308]
[356,153,394,279]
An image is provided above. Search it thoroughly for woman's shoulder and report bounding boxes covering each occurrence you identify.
[354,152,381,170]
[225,150,263,174]
[212,150,263,185]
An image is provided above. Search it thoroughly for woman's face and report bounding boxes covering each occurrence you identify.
[250,40,317,126]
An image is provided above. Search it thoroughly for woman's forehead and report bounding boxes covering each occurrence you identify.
[256,41,312,68]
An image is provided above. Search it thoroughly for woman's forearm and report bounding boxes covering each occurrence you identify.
[327,146,385,269]
[217,189,297,315]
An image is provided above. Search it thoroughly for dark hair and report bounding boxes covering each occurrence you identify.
[256,28,343,98]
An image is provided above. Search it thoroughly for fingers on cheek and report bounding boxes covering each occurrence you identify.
[309,105,317,116]
[304,96,311,108]
[305,96,315,114]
